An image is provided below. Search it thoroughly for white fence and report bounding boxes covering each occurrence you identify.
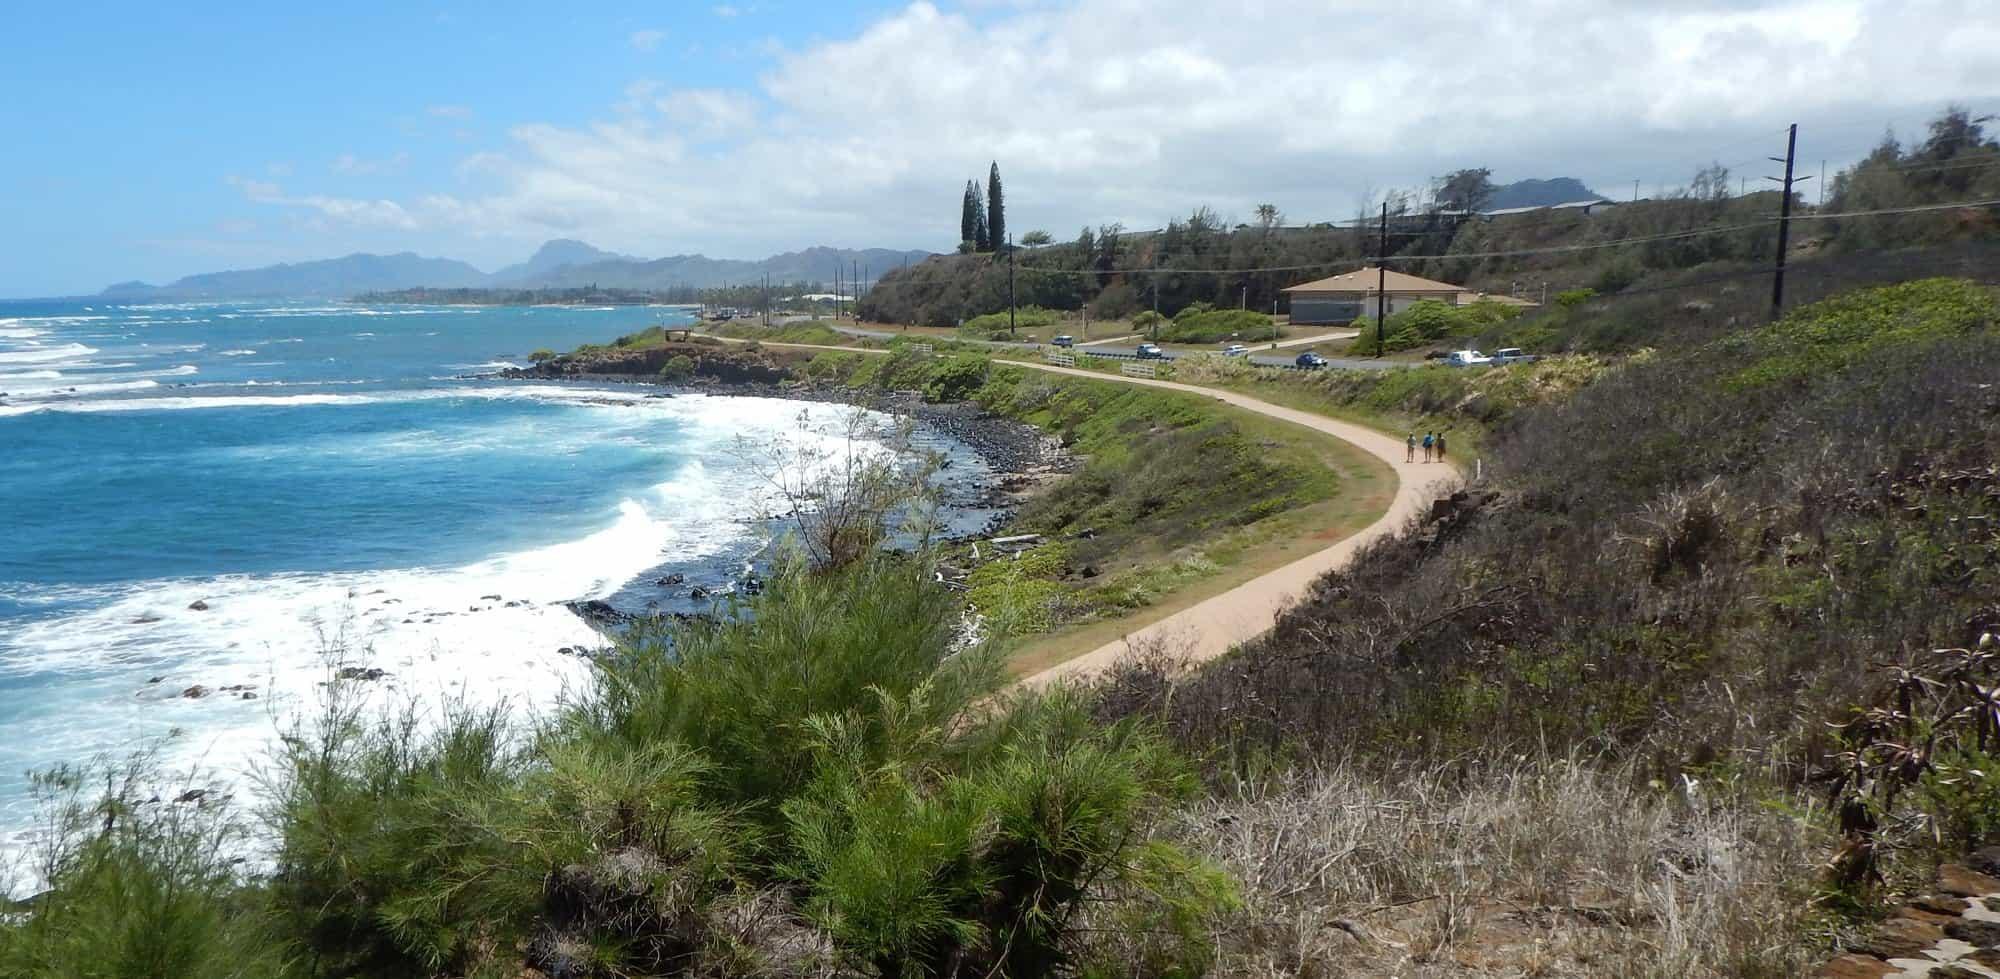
[908,342,934,356]
[1120,361,1157,378]
[1044,350,1076,368]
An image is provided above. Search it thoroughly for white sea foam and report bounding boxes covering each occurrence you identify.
[0,382,686,417]
[0,315,108,325]
[0,395,879,875]
[3,379,162,401]
[218,349,258,356]
[0,343,97,365]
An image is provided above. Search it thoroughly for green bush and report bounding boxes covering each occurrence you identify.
[921,354,990,403]
[0,761,290,979]
[1158,308,1276,343]
[528,348,557,363]
[658,354,695,381]
[959,305,1060,341]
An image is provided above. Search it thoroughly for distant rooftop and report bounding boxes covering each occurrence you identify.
[1282,266,1466,295]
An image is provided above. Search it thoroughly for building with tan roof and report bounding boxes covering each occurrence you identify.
[1283,267,1516,325]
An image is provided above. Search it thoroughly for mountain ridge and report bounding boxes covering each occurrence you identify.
[102,241,937,300]
[1485,177,1611,210]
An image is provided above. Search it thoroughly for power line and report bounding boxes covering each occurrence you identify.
[1011,219,1773,277]
[1004,194,2000,282]
[1787,197,2000,221]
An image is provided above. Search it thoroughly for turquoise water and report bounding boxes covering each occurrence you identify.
[0,298,967,857]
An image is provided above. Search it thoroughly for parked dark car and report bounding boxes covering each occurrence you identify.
[1294,351,1329,369]
[1051,334,1075,348]
[1135,342,1166,360]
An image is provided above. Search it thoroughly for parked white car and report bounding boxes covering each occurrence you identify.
[1444,349,1494,367]
[1222,344,1250,357]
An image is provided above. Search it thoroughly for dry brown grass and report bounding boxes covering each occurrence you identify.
[1081,757,1834,977]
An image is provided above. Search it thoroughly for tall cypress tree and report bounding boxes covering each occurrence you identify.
[960,181,978,247]
[973,191,990,252]
[987,162,1006,250]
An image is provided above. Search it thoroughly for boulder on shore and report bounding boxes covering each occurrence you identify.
[564,599,633,630]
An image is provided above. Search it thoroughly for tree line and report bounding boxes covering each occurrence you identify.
[958,162,1006,252]
[865,108,1998,328]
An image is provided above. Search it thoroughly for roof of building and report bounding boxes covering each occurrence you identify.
[1282,266,1467,295]
[1481,199,1617,217]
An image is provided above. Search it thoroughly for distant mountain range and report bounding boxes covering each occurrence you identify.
[1485,178,1611,211]
[100,239,936,300]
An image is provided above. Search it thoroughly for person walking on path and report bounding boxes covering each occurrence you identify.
[1436,432,1447,464]
[1406,433,1416,463]
[1422,432,1434,463]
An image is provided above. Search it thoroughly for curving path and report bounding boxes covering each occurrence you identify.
[997,361,1452,686]
[697,332,1454,684]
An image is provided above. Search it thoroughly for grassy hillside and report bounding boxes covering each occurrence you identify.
[1098,280,2000,931]
[798,346,1391,647]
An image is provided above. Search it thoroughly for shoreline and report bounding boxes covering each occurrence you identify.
[494,369,1069,505]
[488,370,1071,630]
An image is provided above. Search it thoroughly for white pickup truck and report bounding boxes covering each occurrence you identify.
[1491,347,1539,365]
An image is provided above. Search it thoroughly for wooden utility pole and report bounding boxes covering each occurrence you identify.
[1374,202,1388,359]
[1007,233,1016,336]
[1768,122,1802,321]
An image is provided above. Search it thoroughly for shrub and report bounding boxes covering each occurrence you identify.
[1159,308,1276,343]
[528,348,557,363]
[959,305,1060,341]
[0,759,289,979]
[1089,281,1141,320]
[921,354,989,403]
[1554,287,1597,309]
[658,354,695,381]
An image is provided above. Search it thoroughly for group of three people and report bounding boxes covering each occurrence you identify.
[1406,431,1448,463]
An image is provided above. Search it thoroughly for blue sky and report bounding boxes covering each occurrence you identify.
[2,2,885,295]
[3,0,1993,297]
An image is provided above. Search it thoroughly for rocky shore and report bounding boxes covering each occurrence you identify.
[493,350,1070,635]
[494,368,1069,510]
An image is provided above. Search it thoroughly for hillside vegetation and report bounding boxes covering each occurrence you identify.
[15,277,2000,977]
[1094,280,2000,949]
[797,345,1387,641]
[858,108,2000,336]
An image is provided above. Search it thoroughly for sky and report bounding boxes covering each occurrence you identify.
[2,0,1995,298]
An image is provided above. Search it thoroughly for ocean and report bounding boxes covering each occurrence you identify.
[0,297,988,862]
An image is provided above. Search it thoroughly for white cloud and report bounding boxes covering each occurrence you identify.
[227,176,421,231]
[330,151,410,176]
[427,104,473,119]
[655,89,758,137]
[712,4,741,17]
[229,0,2000,260]
[629,28,666,52]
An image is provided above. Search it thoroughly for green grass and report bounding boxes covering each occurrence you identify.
[959,305,1061,340]
[801,351,1363,640]
[707,320,864,346]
